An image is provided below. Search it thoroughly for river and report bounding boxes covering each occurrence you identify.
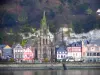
[0,70,100,75]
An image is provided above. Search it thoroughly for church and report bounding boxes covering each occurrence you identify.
[34,11,55,62]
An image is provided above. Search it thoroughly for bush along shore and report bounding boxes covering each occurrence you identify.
[0,62,100,70]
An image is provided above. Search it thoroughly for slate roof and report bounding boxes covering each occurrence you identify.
[0,45,6,51]
[56,46,66,52]
[0,45,6,48]
[67,41,82,47]
[90,39,100,46]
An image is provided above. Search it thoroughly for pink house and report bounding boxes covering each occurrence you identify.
[23,46,34,63]
[82,44,100,62]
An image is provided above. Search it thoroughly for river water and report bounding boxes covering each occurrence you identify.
[0,70,100,75]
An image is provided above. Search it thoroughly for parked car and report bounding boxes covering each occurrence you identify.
[66,56,75,62]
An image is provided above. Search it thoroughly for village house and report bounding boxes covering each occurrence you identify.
[82,39,100,62]
[13,44,24,62]
[67,41,82,61]
[56,46,67,62]
[0,45,6,58]
[0,49,2,57]
[2,45,13,59]
[23,46,35,63]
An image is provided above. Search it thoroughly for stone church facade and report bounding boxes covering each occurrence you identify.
[35,11,55,62]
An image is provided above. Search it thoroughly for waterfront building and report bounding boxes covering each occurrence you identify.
[34,11,54,62]
[96,9,100,16]
[83,39,100,62]
[0,50,1,57]
[56,46,67,62]
[0,45,6,57]
[2,45,13,59]
[13,44,24,62]
[23,46,34,63]
[84,44,100,62]
[67,41,82,61]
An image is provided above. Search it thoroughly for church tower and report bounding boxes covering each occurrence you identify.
[36,11,54,62]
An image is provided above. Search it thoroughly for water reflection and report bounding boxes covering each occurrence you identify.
[0,70,100,75]
[0,71,14,75]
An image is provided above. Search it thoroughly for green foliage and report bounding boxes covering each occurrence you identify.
[18,10,28,23]
[72,21,83,33]
[58,4,63,13]
[60,0,67,5]
[72,14,97,33]
[65,29,71,37]
[0,12,17,27]
[49,23,57,33]
[67,0,73,4]
[85,8,93,15]
[20,0,34,6]
[76,3,89,14]
[20,39,27,46]
[20,24,32,33]
[44,58,49,62]
[48,9,55,19]
[31,28,36,33]
[67,0,80,5]
[83,15,96,32]
[0,32,3,44]
[9,28,13,33]
[9,58,14,62]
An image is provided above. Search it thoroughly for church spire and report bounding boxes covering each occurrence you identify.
[41,11,47,29]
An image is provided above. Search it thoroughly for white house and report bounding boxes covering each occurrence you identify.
[13,44,24,62]
[56,46,67,61]
[67,42,82,61]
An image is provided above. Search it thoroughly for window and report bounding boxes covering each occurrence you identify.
[87,53,89,56]
[97,53,100,56]
[16,54,19,58]
[93,53,96,56]
[61,55,63,58]
[90,53,92,56]
[43,39,45,45]
[64,55,65,58]
[46,39,47,44]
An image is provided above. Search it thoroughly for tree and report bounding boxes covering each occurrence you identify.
[76,3,89,14]
[73,21,82,33]
[85,8,93,15]
[60,0,67,5]
[20,39,27,46]
[0,31,3,44]
[67,0,80,5]
[18,9,28,24]
[48,9,55,19]
[58,4,63,13]
[49,23,57,33]
[83,15,96,32]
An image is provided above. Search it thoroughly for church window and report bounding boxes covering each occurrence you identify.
[46,39,47,44]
